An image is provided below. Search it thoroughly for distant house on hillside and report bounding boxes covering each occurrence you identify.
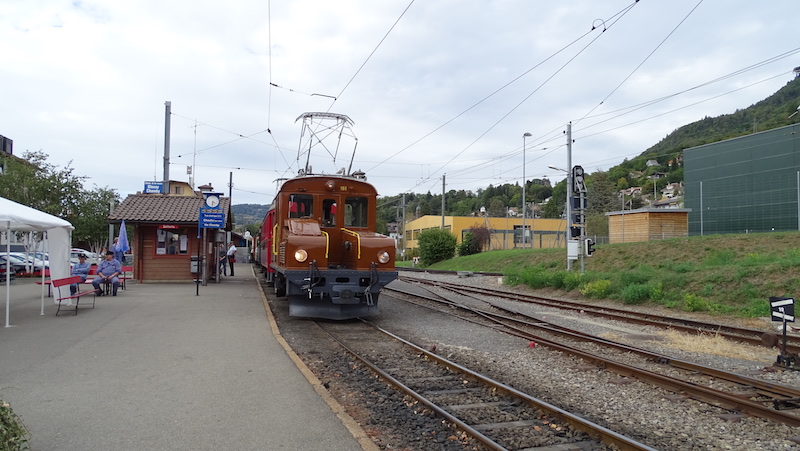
[661,182,683,199]
[620,187,642,197]
[646,159,659,167]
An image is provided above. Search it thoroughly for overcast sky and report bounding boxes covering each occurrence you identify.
[2,0,798,206]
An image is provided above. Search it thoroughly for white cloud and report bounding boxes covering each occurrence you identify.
[1,0,797,205]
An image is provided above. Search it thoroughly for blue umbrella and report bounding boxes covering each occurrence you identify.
[117,220,130,254]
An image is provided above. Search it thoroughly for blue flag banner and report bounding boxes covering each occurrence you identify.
[117,220,130,253]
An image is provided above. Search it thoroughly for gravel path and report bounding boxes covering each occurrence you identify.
[267,273,800,450]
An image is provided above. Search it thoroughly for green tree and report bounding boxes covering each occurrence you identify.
[458,225,490,256]
[0,150,85,217]
[458,232,480,256]
[70,187,120,251]
[586,171,616,214]
[417,228,456,266]
[542,180,567,219]
[0,151,120,250]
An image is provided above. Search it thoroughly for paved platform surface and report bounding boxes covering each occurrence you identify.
[0,264,373,450]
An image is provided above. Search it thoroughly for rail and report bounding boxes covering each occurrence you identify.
[388,282,800,427]
[318,319,655,451]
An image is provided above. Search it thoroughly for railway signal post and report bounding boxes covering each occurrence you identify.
[771,296,796,368]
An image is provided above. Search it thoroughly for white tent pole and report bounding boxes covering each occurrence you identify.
[40,231,46,315]
[5,224,11,328]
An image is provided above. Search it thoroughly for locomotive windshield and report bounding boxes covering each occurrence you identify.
[288,194,313,218]
[344,197,368,227]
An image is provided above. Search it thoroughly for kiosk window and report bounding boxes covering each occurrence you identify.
[156,229,188,255]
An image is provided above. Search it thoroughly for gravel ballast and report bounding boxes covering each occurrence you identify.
[266,273,800,450]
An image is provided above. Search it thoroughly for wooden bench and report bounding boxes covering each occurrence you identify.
[52,276,97,316]
[37,267,99,297]
[120,265,133,290]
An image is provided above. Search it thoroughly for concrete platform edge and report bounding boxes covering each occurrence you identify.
[254,271,380,451]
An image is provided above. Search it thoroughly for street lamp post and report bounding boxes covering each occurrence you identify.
[522,132,531,249]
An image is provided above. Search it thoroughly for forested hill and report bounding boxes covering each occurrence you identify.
[639,76,800,163]
[232,203,268,228]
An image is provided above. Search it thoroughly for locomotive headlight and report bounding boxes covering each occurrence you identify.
[377,250,391,264]
[294,249,308,262]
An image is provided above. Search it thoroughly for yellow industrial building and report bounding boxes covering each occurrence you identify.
[402,215,567,255]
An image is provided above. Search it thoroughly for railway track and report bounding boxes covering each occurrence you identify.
[399,275,800,354]
[387,278,800,427]
[315,318,655,451]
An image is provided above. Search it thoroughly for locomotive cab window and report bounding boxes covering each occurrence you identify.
[344,197,368,228]
[322,199,337,227]
[288,194,313,218]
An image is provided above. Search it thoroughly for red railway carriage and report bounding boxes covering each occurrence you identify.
[260,173,397,319]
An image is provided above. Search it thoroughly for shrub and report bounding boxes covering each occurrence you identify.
[417,229,457,266]
[621,283,652,304]
[682,293,709,312]
[458,232,482,257]
[519,267,551,289]
[1,398,29,451]
[580,279,612,298]
[563,271,584,291]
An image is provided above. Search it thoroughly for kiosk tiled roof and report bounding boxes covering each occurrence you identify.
[108,194,231,225]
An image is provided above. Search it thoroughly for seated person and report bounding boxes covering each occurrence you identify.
[70,254,91,295]
[92,251,122,296]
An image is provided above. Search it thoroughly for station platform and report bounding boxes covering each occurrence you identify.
[0,264,377,451]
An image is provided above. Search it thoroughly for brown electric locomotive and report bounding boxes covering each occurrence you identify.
[259,172,397,319]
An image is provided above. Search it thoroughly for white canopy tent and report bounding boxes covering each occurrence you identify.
[0,197,74,327]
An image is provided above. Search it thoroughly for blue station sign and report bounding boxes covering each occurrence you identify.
[199,208,225,229]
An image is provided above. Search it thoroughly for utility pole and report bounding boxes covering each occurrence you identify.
[163,101,171,195]
[566,122,573,271]
[441,174,446,230]
[401,193,406,262]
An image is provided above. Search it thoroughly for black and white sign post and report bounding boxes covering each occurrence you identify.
[770,296,795,366]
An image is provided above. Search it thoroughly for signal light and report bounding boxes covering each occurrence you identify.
[585,239,595,257]
[570,227,582,239]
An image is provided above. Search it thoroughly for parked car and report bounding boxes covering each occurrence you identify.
[12,252,48,268]
[9,252,48,271]
[0,255,30,274]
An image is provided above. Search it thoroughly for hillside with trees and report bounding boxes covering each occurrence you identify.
[374,75,800,237]
[231,75,800,237]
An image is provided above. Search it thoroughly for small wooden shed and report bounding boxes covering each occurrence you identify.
[605,208,691,244]
[109,193,232,282]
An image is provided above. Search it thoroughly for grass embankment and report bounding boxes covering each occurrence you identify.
[425,232,800,318]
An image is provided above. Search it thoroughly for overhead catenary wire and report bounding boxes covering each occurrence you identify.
[400,0,638,193]
[573,0,706,127]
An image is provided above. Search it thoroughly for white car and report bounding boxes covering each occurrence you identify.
[9,252,48,271]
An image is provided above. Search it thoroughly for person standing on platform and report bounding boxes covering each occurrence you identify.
[227,243,237,277]
[70,254,91,295]
[218,244,227,277]
[93,251,122,296]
